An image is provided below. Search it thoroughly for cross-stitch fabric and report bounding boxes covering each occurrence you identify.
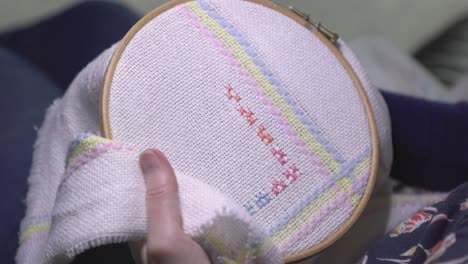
[16,0,393,263]
[15,44,283,264]
[106,0,391,257]
[46,134,283,263]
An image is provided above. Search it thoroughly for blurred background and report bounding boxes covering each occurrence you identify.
[1,0,468,51]
[3,0,468,94]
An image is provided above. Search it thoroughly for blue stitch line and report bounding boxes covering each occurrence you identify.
[351,180,365,195]
[65,132,98,166]
[255,192,272,209]
[244,202,256,215]
[195,0,345,164]
[68,132,97,152]
[265,145,371,235]
[73,132,97,141]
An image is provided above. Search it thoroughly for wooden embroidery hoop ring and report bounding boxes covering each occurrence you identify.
[99,0,379,262]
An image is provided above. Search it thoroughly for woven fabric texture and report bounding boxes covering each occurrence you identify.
[16,0,393,263]
[43,134,282,263]
[106,0,390,257]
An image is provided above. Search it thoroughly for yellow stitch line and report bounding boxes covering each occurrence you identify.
[350,193,361,206]
[272,156,370,244]
[187,2,339,174]
[337,164,364,219]
[353,156,369,176]
[234,248,253,263]
[234,242,264,262]
[189,2,373,248]
[204,230,271,261]
[204,230,232,257]
[20,223,50,243]
[236,239,271,262]
[272,187,335,245]
[66,136,109,166]
[337,177,350,190]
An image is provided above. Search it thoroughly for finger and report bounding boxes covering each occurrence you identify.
[140,149,183,241]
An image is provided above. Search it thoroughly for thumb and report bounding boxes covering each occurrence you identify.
[140,149,184,241]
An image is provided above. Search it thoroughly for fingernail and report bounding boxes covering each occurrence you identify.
[140,150,161,174]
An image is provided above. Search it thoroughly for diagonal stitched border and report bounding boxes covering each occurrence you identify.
[182,1,371,238]
[188,0,343,174]
[196,0,346,164]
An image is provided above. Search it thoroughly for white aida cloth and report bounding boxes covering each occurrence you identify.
[16,1,393,263]
[106,0,392,257]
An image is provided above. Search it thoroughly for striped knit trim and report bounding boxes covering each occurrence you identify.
[65,133,109,167]
[19,216,51,244]
[68,132,96,149]
[187,1,341,174]
[20,214,51,230]
[20,222,50,243]
[64,140,133,181]
[19,136,132,244]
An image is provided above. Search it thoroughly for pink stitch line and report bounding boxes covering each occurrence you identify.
[64,142,133,180]
[238,106,257,125]
[227,84,296,210]
[272,146,288,165]
[226,83,285,209]
[226,85,241,102]
[225,83,295,209]
[342,195,355,218]
[331,174,355,216]
[238,107,257,125]
[278,171,368,251]
[256,124,273,144]
[283,164,300,183]
[179,5,329,181]
[184,1,304,213]
[272,180,287,196]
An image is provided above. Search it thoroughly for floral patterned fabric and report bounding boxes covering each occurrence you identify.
[363,182,468,264]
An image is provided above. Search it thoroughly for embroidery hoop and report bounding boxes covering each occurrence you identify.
[99,0,379,261]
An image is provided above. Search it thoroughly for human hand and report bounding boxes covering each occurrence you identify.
[134,149,211,264]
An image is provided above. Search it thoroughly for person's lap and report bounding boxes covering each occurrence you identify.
[365,182,468,263]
